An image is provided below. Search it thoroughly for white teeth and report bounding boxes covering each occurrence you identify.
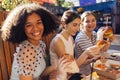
[33,32,39,36]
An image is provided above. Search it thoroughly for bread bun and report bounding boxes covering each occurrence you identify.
[103,27,113,39]
[63,54,74,62]
[96,40,108,49]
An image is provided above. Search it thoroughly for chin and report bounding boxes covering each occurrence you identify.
[33,37,42,41]
[72,33,76,36]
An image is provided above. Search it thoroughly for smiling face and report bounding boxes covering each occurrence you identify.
[24,13,44,45]
[65,18,81,36]
[82,14,96,33]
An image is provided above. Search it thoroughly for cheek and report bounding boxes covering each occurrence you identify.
[40,26,44,33]
[73,27,78,31]
[94,23,97,26]
[25,27,32,34]
[71,27,77,32]
[93,23,96,28]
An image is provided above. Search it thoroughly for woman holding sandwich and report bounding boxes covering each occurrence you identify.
[74,11,113,76]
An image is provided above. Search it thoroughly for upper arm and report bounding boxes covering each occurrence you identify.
[52,38,66,58]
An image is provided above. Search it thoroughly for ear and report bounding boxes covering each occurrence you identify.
[80,22,83,26]
[61,21,66,29]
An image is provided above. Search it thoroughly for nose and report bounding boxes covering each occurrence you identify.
[33,24,38,31]
[89,22,93,25]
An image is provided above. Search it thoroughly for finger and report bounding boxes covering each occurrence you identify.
[59,58,69,65]
[58,58,71,70]
[62,62,71,70]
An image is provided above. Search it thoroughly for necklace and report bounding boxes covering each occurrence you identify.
[86,31,95,45]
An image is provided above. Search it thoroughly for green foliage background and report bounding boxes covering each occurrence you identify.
[0,0,30,11]
[0,0,74,11]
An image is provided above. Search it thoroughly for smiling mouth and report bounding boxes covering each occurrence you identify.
[32,32,40,36]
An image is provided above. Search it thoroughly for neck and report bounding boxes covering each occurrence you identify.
[61,30,71,40]
[28,40,39,46]
[85,31,93,38]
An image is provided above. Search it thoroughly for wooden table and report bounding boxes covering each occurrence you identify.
[99,75,114,80]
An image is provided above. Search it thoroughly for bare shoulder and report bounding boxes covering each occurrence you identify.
[50,35,65,57]
[51,35,63,46]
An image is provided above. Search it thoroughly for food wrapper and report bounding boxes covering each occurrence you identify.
[63,54,79,73]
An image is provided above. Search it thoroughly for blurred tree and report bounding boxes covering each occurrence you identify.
[0,0,30,11]
[56,0,74,8]
[56,0,64,6]
[62,1,74,8]
[0,0,74,11]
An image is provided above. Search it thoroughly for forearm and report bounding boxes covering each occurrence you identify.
[41,65,56,77]
[76,51,88,67]
[82,58,94,65]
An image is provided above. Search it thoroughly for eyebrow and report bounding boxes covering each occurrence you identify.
[25,18,42,24]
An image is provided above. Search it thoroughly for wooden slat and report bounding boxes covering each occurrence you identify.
[9,42,16,63]
[3,41,12,79]
[0,62,3,80]
[0,32,9,80]
[0,11,9,80]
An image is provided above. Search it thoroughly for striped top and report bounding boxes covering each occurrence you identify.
[74,30,97,75]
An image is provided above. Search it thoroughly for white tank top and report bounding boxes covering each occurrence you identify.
[50,34,74,65]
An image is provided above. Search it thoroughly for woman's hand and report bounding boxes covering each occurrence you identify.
[100,41,110,52]
[56,57,71,80]
[91,54,101,61]
[49,70,57,80]
[85,45,101,58]
[76,46,101,67]
[97,27,108,40]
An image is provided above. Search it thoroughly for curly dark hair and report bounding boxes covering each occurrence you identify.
[1,3,60,43]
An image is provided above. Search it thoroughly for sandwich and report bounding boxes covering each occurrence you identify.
[63,54,79,73]
[63,54,74,62]
[96,40,108,49]
[103,27,114,39]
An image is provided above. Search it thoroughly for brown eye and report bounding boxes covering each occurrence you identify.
[86,20,90,23]
[37,20,43,25]
[25,23,31,28]
[92,19,96,22]
[73,23,77,27]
